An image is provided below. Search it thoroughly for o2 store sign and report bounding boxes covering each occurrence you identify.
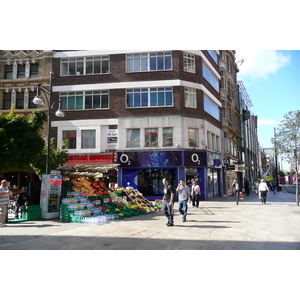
[117,151,211,167]
[184,151,207,167]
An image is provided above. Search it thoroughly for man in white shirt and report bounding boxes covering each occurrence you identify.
[232,178,240,205]
[0,180,11,227]
[176,179,190,222]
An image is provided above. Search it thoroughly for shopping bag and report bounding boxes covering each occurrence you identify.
[239,192,244,199]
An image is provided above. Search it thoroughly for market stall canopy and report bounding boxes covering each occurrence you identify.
[59,163,119,176]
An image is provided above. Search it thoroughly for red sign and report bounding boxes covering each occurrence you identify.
[66,153,113,164]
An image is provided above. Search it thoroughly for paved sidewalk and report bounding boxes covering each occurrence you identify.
[0,190,299,250]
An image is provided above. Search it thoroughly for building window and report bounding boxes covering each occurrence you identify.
[60,56,109,76]
[163,128,173,146]
[85,91,109,109]
[81,130,95,149]
[188,128,198,147]
[2,93,11,109]
[127,129,140,147]
[184,87,197,108]
[220,71,225,89]
[28,92,38,109]
[183,53,196,73]
[17,65,26,78]
[207,132,212,149]
[145,128,158,147]
[204,94,221,121]
[202,62,219,91]
[60,90,109,110]
[126,52,172,72]
[16,92,24,109]
[226,55,231,72]
[216,135,220,152]
[63,130,77,149]
[30,64,39,78]
[207,50,218,64]
[5,65,13,79]
[126,87,173,108]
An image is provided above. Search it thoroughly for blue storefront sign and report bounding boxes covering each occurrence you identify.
[116,150,222,200]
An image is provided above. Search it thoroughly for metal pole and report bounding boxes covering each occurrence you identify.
[296,152,299,206]
[274,128,279,191]
[46,72,53,174]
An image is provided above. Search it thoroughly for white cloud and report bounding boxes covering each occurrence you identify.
[258,118,278,126]
[236,50,290,80]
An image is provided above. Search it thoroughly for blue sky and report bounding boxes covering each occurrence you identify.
[235,50,300,170]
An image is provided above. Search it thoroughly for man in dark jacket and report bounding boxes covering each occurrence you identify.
[162,178,176,226]
[15,192,29,219]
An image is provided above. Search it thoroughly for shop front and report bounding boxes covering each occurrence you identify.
[224,159,244,196]
[59,152,119,197]
[116,150,223,201]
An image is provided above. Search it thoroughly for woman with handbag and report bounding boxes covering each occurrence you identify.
[191,181,201,208]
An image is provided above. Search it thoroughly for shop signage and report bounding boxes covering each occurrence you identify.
[223,159,230,165]
[117,151,182,167]
[66,153,113,164]
[227,165,236,170]
[184,151,207,167]
[107,129,118,144]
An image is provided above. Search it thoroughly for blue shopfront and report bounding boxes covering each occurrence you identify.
[116,150,222,201]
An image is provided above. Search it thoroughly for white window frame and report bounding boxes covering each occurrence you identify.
[127,129,140,148]
[202,62,219,91]
[188,128,199,147]
[184,87,197,108]
[183,53,196,73]
[126,52,172,72]
[126,87,173,108]
[60,56,110,76]
[60,90,109,110]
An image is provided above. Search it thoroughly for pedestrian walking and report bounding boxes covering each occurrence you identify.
[162,178,176,226]
[0,179,12,227]
[255,180,259,195]
[244,179,250,195]
[191,181,201,208]
[259,179,269,204]
[176,179,190,222]
[271,180,277,194]
[232,178,240,205]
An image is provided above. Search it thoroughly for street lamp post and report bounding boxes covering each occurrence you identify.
[274,128,279,191]
[32,72,65,174]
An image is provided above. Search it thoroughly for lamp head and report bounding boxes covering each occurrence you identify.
[55,109,65,118]
[33,95,45,106]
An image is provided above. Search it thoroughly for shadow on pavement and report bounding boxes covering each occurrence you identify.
[0,234,299,250]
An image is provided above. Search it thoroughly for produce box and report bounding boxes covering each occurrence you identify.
[22,208,41,221]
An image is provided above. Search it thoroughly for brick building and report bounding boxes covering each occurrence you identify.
[51,50,222,199]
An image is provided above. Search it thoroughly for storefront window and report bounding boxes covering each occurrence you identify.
[208,168,219,198]
[123,168,176,197]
